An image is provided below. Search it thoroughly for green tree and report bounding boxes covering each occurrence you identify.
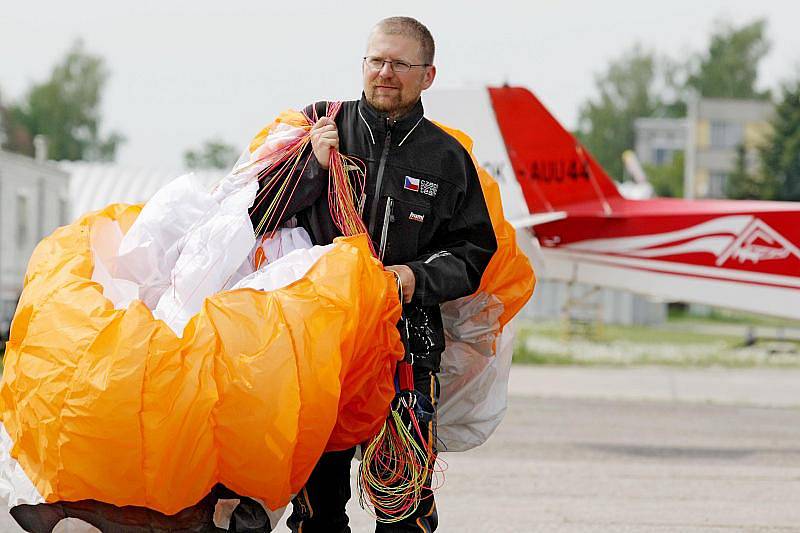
[184,139,238,170]
[760,79,800,201]
[1,40,124,161]
[687,19,771,99]
[727,144,775,199]
[577,46,679,180]
[644,151,684,198]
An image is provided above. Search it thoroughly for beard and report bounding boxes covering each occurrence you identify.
[365,78,421,118]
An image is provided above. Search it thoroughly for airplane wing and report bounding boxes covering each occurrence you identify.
[510,211,567,229]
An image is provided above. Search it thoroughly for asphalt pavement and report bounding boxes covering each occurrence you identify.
[3,365,799,532]
[340,366,800,532]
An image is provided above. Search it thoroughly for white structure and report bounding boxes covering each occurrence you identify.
[634,117,688,167]
[524,279,667,326]
[59,162,220,220]
[0,150,70,337]
[0,154,222,339]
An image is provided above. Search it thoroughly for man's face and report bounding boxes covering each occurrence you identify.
[363,31,436,119]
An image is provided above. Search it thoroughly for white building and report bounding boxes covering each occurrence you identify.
[634,96,774,199]
[0,148,222,339]
[0,150,70,336]
[59,161,219,220]
[634,117,687,167]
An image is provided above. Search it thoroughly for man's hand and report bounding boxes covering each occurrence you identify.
[385,265,416,303]
[310,117,339,169]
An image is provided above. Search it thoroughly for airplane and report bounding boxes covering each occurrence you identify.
[424,86,800,320]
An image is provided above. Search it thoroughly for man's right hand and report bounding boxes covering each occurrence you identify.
[310,117,339,170]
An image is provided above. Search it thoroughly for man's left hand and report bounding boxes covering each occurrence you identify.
[385,265,415,303]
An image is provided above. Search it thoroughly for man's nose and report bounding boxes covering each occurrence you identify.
[378,61,395,77]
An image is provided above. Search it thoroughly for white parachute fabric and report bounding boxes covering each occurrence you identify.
[52,519,101,533]
[85,142,328,336]
[246,123,306,170]
[231,244,333,292]
[114,173,220,309]
[89,218,138,309]
[87,122,311,336]
[437,293,513,452]
[0,424,42,508]
[151,178,258,333]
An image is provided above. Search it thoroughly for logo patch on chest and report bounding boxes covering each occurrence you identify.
[404,176,420,192]
[420,179,438,197]
[408,211,425,223]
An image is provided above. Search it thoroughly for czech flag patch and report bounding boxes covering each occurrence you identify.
[404,176,420,192]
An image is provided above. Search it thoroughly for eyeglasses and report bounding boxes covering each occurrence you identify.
[363,56,431,73]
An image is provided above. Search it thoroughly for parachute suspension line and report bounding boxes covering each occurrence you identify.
[357,380,447,523]
[252,139,312,237]
[358,394,434,523]
[358,280,446,523]
[328,151,370,253]
[252,100,375,257]
[309,101,375,257]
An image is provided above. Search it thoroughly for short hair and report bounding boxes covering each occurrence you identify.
[373,17,435,65]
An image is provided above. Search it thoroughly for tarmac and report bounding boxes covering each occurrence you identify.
[339,365,800,533]
[3,365,799,532]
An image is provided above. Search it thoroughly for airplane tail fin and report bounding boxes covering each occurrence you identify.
[488,86,622,214]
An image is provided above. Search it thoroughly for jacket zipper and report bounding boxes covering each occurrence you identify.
[379,197,394,261]
[368,120,393,238]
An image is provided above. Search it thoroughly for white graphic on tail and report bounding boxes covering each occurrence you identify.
[715,217,800,266]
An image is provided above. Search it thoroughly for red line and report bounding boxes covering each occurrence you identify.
[558,254,800,291]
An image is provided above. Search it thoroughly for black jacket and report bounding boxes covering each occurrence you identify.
[250,95,497,369]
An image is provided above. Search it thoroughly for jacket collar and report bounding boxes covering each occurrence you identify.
[358,93,425,144]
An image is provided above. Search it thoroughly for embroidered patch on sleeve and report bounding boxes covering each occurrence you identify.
[408,211,425,223]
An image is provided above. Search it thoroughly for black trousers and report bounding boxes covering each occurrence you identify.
[287,367,440,533]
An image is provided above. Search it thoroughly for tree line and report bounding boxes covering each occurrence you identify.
[2,23,799,197]
[576,19,799,201]
[0,40,235,170]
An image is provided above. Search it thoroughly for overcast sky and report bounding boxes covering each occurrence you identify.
[3,0,799,169]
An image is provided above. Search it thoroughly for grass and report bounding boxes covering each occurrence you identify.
[513,318,800,368]
[667,306,800,328]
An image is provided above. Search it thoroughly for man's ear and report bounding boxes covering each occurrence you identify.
[421,65,436,91]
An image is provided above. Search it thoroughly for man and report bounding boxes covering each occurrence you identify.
[250,16,497,532]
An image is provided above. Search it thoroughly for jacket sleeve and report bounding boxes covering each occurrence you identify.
[404,153,497,306]
[248,150,326,235]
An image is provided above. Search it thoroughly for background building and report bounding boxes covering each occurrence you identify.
[634,117,688,168]
[0,150,70,337]
[685,95,773,198]
[634,96,774,199]
[0,150,219,340]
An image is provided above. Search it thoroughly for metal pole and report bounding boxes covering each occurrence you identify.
[683,90,699,199]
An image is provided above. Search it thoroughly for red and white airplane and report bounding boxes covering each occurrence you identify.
[426,86,800,320]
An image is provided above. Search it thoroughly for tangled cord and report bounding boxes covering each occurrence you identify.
[251,100,375,259]
[358,278,447,523]
[358,389,446,523]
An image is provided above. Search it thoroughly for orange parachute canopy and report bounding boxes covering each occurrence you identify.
[435,122,535,337]
[0,204,403,515]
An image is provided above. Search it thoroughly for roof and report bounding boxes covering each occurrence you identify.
[0,149,70,178]
[59,161,221,219]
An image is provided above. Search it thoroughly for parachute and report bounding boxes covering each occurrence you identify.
[0,202,402,523]
[0,107,534,531]
[435,123,535,452]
